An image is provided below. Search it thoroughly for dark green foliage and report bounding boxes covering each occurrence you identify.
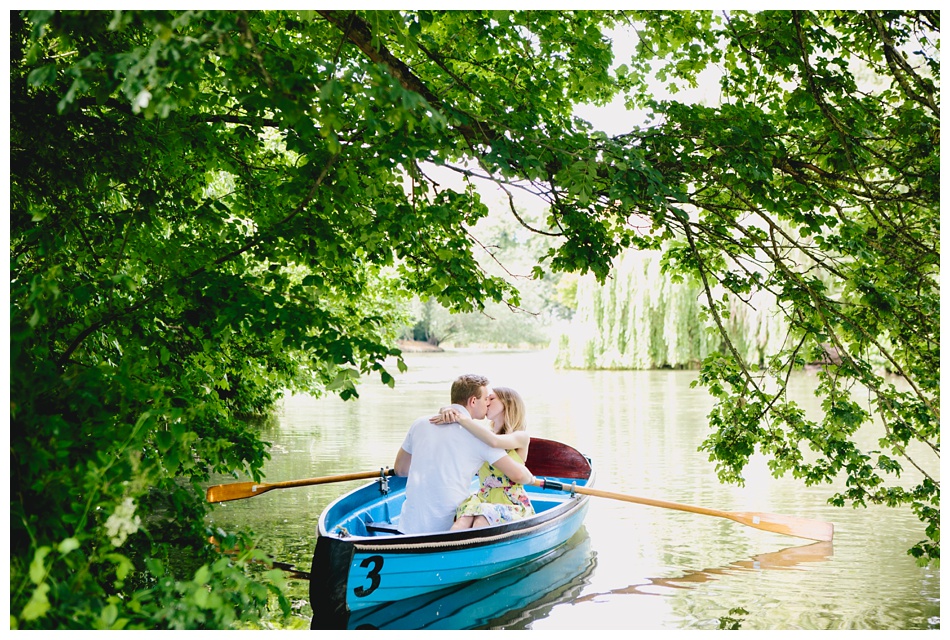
[10,9,629,628]
[9,8,938,629]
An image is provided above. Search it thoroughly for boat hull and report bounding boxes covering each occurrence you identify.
[309,438,593,629]
[346,528,595,629]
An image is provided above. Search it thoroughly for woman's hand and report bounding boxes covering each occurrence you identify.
[430,407,460,425]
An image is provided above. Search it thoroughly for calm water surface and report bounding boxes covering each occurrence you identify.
[207,350,939,630]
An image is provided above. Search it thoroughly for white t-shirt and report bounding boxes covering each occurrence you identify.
[398,406,506,534]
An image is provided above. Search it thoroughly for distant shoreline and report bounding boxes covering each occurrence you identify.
[396,340,444,352]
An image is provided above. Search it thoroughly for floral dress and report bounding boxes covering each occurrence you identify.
[455,449,535,526]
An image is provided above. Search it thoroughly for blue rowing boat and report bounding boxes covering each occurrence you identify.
[308,438,594,629]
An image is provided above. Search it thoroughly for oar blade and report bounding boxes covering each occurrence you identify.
[206,481,272,503]
[731,511,834,542]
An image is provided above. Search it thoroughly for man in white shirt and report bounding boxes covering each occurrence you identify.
[394,374,535,534]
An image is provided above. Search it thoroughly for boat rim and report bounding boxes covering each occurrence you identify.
[317,470,596,551]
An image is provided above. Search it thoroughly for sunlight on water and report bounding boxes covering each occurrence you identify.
[206,350,939,630]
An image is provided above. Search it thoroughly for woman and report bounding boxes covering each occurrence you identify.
[430,387,535,530]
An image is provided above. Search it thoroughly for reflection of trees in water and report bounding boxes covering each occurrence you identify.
[570,542,836,629]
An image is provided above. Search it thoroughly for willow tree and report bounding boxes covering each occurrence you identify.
[10,9,938,630]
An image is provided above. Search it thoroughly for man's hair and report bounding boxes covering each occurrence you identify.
[450,374,489,405]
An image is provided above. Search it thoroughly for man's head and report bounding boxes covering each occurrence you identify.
[450,374,491,420]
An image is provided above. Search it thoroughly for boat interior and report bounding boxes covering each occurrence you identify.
[326,476,590,538]
[323,438,595,538]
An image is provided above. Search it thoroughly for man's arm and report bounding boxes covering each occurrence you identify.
[490,454,534,486]
[431,408,528,452]
[394,447,412,477]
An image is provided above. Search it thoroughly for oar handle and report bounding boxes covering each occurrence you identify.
[206,468,396,503]
[536,478,576,494]
[268,468,395,490]
[535,478,727,517]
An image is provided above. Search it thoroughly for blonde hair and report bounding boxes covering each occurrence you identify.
[492,387,526,435]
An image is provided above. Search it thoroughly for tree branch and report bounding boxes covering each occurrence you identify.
[866,11,939,118]
[317,10,495,147]
[680,214,765,399]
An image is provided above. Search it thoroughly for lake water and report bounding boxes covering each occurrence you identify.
[206,350,939,630]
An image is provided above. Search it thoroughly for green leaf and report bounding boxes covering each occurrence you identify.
[19,583,51,622]
[155,430,173,452]
[57,538,80,555]
[29,547,51,585]
[26,64,57,88]
[100,603,118,627]
[193,564,210,585]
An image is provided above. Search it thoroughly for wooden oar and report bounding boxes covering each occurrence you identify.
[206,468,395,503]
[534,479,834,542]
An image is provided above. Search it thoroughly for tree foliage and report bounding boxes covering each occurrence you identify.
[9,8,938,630]
[626,10,940,564]
[404,204,571,347]
[9,9,629,628]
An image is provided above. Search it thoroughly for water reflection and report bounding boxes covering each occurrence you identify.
[575,541,833,600]
[311,536,835,629]
[341,529,596,630]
